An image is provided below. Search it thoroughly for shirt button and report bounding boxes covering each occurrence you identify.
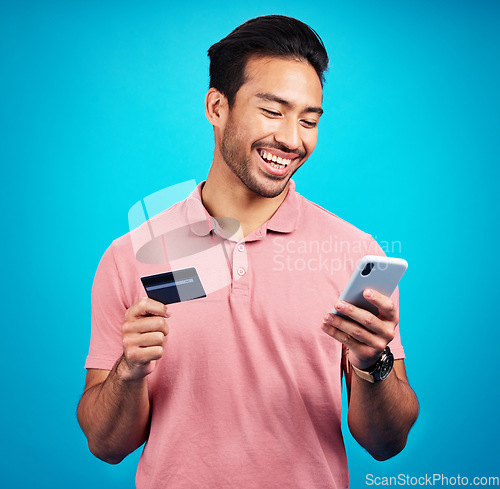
[237,244,245,252]
[237,267,246,276]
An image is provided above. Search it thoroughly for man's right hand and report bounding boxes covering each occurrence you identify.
[78,297,170,463]
[118,297,171,381]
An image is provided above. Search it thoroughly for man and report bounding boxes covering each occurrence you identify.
[78,15,418,488]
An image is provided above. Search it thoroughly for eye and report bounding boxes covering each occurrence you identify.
[261,108,281,117]
[301,119,318,129]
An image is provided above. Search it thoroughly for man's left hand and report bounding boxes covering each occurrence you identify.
[322,288,398,370]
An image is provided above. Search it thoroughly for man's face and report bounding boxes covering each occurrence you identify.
[219,55,323,198]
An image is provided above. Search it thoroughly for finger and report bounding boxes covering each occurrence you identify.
[125,297,171,321]
[323,312,386,351]
[122,316,170,337]
[363,289,398,321]
[122,330,166,366]
[124,344,164,366]
[322,320,357,347]
[332,300,387,337]
[322,315,388,369]
[139,332,166,348]
[124,330,166,350]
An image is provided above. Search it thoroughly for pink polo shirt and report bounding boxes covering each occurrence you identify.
[86,180,404,489]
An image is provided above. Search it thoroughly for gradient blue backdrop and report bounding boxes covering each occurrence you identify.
[1,0,499,487]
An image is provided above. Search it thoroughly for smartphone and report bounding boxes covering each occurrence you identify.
[332,255,408,317]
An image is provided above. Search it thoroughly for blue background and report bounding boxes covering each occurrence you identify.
[1,0,499,487]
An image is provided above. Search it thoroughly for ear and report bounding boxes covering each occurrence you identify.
[205,87,228,128]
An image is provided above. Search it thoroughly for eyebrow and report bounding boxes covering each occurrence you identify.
[256,92,324,116]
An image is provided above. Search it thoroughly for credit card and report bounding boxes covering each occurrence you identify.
[140,267,206,305]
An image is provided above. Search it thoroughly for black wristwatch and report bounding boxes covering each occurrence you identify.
[348,346,394,383]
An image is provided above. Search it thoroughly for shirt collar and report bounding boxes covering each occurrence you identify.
[265,179,301,234]
[186,182,216,236]
[186,180,301,237]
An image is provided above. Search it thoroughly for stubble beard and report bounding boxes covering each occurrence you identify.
[220,118,299,199]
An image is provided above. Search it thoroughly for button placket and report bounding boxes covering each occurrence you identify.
[232,239,249,294]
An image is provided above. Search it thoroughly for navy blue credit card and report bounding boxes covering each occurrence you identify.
[140,267,206,305]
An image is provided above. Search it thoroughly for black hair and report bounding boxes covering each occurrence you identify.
[207,15,329,107]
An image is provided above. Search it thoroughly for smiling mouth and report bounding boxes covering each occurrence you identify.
[258,150,292,169]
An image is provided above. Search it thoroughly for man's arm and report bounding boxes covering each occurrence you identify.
[322,289,419,461]
[344,359,418,460]
[77,298,170,464]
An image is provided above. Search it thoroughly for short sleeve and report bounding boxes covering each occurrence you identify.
[84,243,128,370]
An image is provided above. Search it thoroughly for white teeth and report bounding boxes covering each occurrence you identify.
[259,150,290,167]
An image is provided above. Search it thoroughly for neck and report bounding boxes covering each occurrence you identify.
[201,164,289,237]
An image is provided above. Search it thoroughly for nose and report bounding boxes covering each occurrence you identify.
[274,118,301,152]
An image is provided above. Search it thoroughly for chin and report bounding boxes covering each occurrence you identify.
[243,172,292,198]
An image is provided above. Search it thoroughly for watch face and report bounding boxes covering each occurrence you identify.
[378,353,395,381]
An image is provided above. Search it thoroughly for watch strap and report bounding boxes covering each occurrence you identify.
[346,348,376,383]
[346,347,393,383]
[350,362,376,383]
